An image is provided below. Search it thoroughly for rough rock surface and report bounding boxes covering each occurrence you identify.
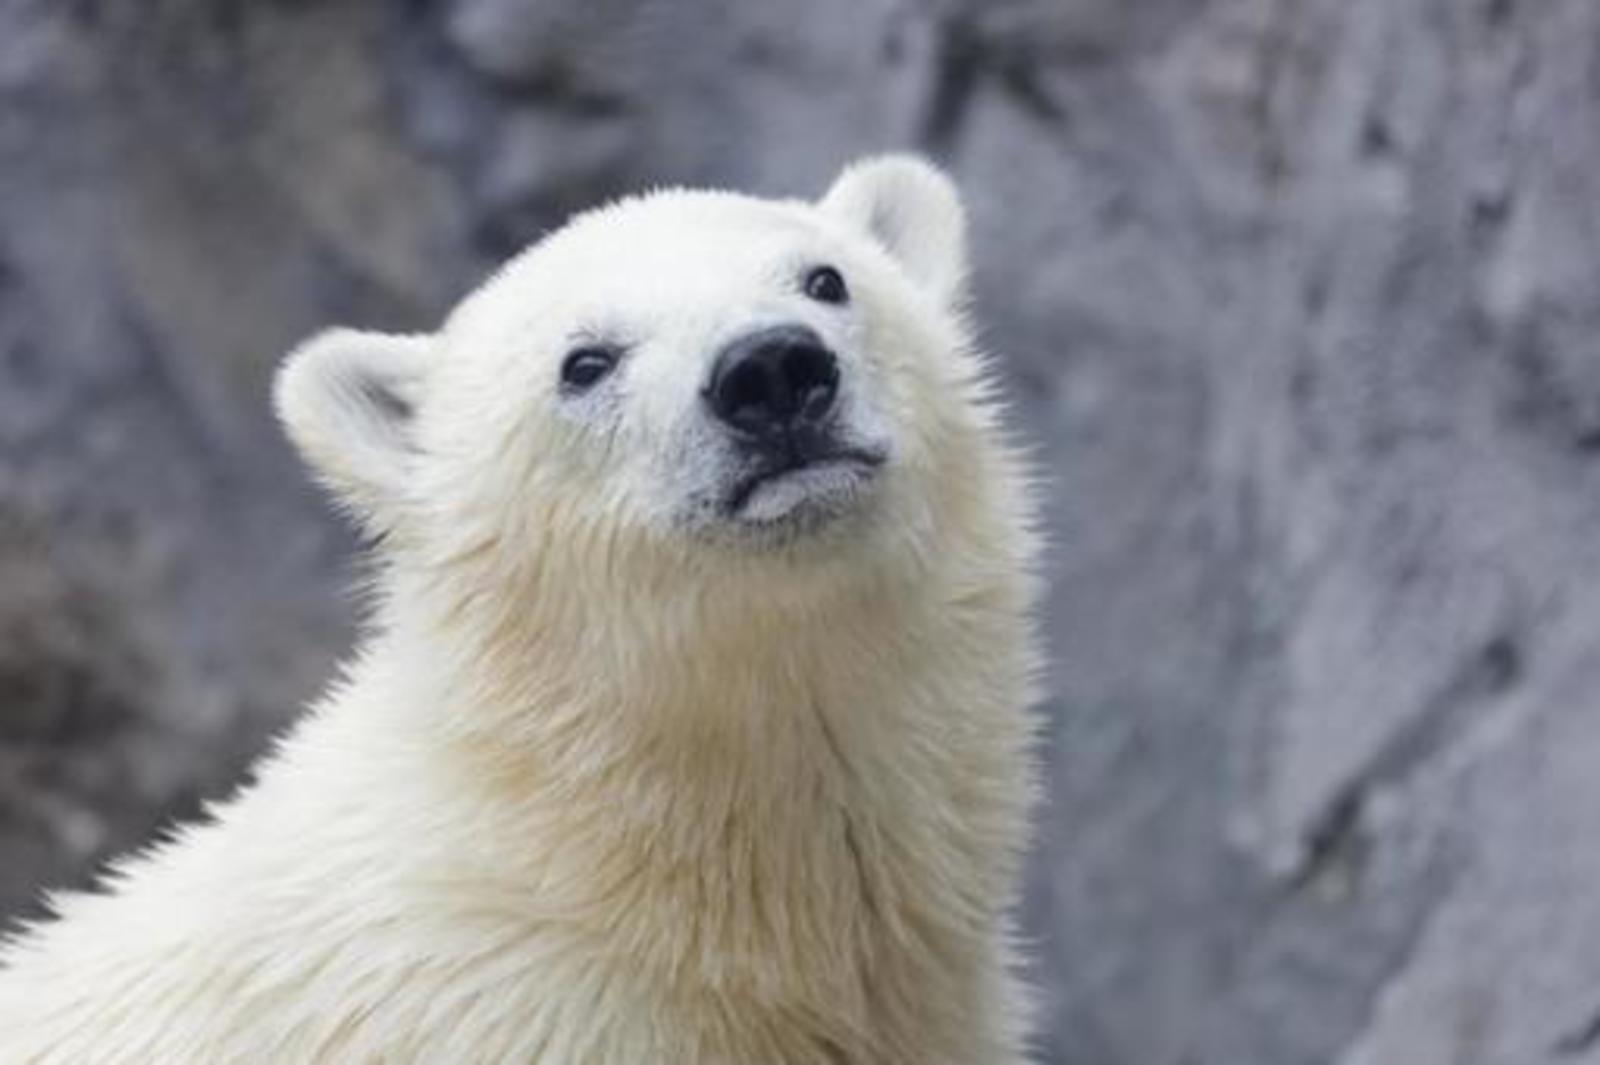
[3,1,1599,1062]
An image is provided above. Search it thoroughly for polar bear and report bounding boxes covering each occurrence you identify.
[0,155,1040,1064]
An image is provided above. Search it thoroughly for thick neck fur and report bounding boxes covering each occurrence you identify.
[344,450,1036,1058]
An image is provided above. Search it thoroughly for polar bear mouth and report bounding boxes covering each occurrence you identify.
[726,448,886,526]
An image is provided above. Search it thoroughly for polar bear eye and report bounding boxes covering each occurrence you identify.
[802,265,848,305]
[560,346,619,392]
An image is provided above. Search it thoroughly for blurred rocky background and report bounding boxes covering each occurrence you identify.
[3,0,1600,1061]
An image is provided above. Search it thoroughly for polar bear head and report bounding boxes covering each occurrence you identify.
[276,156,1001,614]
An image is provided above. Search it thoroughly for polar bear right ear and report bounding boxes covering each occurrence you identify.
[274,328,432,534]
[820,154,969,306]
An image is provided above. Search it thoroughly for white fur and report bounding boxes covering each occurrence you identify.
[0,155,1041,1064]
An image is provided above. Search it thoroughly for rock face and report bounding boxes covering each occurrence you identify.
[2,1,1598,1061]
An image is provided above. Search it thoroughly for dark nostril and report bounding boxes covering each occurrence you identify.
[707,326,839,436]
[722,359,777,424]
[785,344,839,420]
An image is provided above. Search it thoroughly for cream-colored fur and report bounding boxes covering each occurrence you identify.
[0,156,1040,1064]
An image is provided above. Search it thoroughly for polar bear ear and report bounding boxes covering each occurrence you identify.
[274,327,431,534]
[820,154,969,305]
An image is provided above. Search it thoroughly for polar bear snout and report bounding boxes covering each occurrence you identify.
[703,324,839,440]
[697,323,888,528]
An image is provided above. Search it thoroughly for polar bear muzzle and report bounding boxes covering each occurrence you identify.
[700,323,887,527]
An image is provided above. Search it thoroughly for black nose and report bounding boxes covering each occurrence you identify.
[704,325,840,438]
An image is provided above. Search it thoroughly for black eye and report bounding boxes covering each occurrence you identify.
[803,265,848,305]
[560,346,618,392]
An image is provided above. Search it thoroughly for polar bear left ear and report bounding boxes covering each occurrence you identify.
[820,154,969,305]
[274,328,432,535]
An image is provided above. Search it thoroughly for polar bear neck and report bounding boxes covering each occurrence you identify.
[381,540,971,826]
[340,501,1033,1002]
